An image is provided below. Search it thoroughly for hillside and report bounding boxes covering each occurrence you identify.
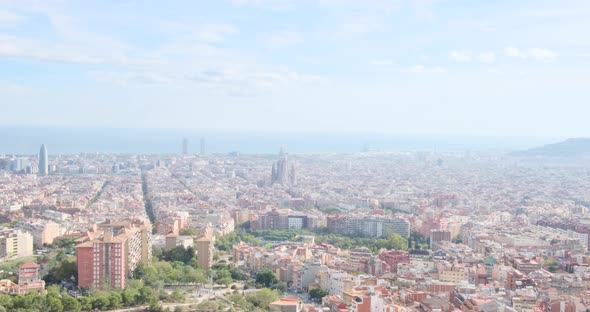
[516,138,590,157]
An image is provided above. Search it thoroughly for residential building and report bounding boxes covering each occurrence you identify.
[196,225,215,270]
[18,262,46,294]
[269,297,302,312]
[196,237,214,270]
[327,215,410,238]
[76,220,152,290]
[0,229,33,259]
[431,229,452,250]
[17,219,61,247]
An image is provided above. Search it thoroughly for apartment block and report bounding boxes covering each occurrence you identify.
[17,219,62,247]
[0,229,33,260]
[76,220,152,290]
[251,209,310,231]
[327,215,410,238]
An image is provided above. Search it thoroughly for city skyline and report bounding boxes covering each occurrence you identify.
[1,0,589,137]
[37,144,48,176]
[2,1,590,311]
[0,127,563,155]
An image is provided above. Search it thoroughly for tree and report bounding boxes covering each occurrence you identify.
[179,227,198,236]
[159,246,195,265]
[214,269,233,285]
[52,237,76,251]
[78,296,95,311]
[215,230,261,251]
[309,288,329,300]
[134,262,148,279]
[272,281,287,293]
[108,292,122,310]
[229,267,247,280]
[139,286,157,305]
[246,288,279,310]
[227,292,250,310]
[195,300,221,311]
[93,294,110,310]
[0,294,13,310]
[13,293,44,311]
[56,250,67,262]
[184,266,207,284]
[386,234,407,250]
[170,288,184,302]
[122,287,140,306]
[46,296,64,312]
[44,260,77,285]
[46,285,61,297]
[216,277,232,286]
[544,259,559,272]
[61,294,81,312]
[255,269,277,288]
[148,297,161,312]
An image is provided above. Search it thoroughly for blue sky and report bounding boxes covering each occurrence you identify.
[0,0,589,137]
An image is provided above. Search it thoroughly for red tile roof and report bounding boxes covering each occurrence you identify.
[20,262,39,269]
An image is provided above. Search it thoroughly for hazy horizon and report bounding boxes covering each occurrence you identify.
[1,0,590,137]
[0,125,563,155]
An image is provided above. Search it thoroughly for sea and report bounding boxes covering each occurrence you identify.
[0,126,559,155]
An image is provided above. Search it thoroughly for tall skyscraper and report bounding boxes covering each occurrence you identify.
[182,137,188,155]
[38,144,48,176]
[271,148,291,185]
[200,138,206,155]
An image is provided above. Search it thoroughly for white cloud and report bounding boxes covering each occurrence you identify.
[504,47,556,62]
[529,48,556,62]
[90,70,174,86]
[92,62,326,98]
[0,82,33,94]
[230,0,263,5]
[0,41,20,55]
[318,0,401,12]
[504,46,527,59]
[478,52,496,63]
[185,65,325,97]
[195,24,237,43]
[228,0,295,10]
[0,34,154,67]
[370,59,395,67]
[449,50,472,63]
[487,68,503,75]
[526,9,580,18]
[264,31,303,49]
[188,65,323,87]
[370,61,444,73]
[411,65,446,73]
[0,10,23,28]
[339,17,386,37]
[156,22,237,43]
[410,0,443,20]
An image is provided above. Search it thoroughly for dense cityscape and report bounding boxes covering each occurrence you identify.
[2,0,588,310]
[0,139,589,312]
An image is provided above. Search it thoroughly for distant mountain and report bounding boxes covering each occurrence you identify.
[515,138,590,157]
